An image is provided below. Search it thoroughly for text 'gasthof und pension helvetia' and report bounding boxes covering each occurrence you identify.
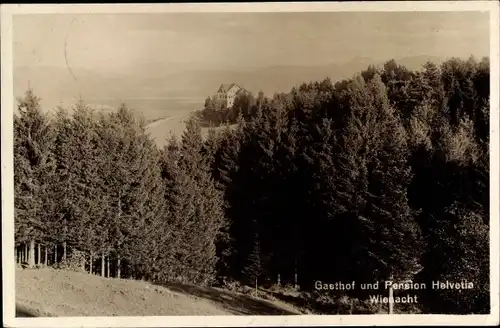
[314,280,475,304]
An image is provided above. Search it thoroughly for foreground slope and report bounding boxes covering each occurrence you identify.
[16,268,301,316]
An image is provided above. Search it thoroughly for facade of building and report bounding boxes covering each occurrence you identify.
[215,83,249,108]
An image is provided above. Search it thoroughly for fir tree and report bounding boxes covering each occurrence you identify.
[243,225,263,291]
[14,89,56,267]
[159,116,226,285]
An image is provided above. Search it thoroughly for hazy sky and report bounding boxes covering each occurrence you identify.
[14,11,490,72]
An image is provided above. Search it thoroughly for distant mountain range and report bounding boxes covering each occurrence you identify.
[13,55,454,120]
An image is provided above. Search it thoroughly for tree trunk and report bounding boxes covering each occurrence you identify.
[388,274,394,314]
[90,253,93,275]
[16,247,19,264]
[54,245,58,264]
[37,243,41,265]
[117,256,121,279]
[107,256,110,278]
[63,241,67,261]
[116,195,122,280]
[101,253,105,277]
[44,246,48,266]
[81,254,85,272]
[24,243,28,262]
[28,240,35,268]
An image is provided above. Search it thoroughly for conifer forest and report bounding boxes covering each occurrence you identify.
[14,57,490,314]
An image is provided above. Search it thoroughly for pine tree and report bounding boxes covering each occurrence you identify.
[51,106,75,261]
[14,89,56,267]
[412,58,490,313]
[203,127,219,170]
[212,123,243,280]
[159,116,226,285]
[243,225,263,292]
[324,75,425,284]
[99,105,166,280]
[68,100,105,266]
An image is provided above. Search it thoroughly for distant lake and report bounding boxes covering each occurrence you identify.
[80,97,205,121]
[14,91,206,120]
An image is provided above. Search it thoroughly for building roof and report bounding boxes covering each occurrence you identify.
[217,83,245,93]
[235,88,249,95]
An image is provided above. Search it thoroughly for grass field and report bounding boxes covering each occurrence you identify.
[15,267,303,317]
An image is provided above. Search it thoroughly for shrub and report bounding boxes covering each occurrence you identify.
[53,250,86,273]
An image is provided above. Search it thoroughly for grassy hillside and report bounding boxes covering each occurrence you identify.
[15,268,303,317]
[146,115,189,148]
[146,114,237,148]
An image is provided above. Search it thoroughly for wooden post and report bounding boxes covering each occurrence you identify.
[294,257,298,289]
[388,275,394,314]
[255,277,258,296]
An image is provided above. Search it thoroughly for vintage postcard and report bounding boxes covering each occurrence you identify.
[1,1,499,327]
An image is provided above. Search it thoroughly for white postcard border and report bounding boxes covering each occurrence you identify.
[1,1,499,327]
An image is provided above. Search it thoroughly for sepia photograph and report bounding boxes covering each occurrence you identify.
[1,2,499,327]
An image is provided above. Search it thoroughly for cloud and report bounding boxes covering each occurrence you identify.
[13,12,489,73]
